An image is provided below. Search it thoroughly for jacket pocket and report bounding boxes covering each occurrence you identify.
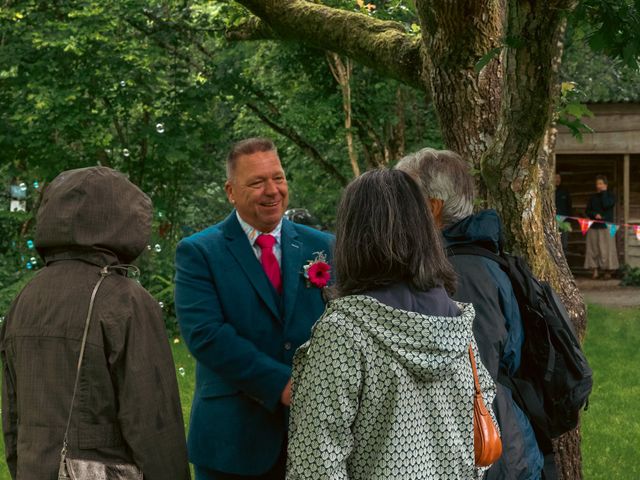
[77,422,124,449]
[199,381,239,399]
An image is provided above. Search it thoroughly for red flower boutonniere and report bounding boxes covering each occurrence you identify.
[303,251,331,288]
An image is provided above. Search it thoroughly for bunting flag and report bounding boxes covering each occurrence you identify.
[578,218,594,236]
[555,215,640,239]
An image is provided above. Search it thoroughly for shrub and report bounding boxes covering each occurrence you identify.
[620,264,640,287]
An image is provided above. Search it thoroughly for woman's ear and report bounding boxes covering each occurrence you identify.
[428,198,445,229]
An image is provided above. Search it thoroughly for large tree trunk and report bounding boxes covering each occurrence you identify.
[227,1,585,476]
[421,2,585,475]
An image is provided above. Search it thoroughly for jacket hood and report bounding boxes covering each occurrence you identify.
[329,295,475,381]
[442,209,503,252]
[35,166,152,263]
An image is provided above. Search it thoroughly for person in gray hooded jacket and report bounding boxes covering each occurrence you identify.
[0,167,190,480]
[286,169,497,480]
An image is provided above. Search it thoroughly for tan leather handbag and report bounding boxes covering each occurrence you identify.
[58,266,143,480]
[469,345,503,467]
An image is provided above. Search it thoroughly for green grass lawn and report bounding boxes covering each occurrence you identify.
[582,305,640,479]
[0,307,638,479]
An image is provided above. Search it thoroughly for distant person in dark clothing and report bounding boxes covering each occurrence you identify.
[585,175,618,279]
[555,174,572,255]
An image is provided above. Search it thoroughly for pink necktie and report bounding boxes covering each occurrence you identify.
[255,234,282,294]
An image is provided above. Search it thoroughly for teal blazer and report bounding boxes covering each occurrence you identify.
[174,213,334,475]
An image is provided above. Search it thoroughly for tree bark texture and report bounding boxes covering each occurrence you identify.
[229,1,585,477]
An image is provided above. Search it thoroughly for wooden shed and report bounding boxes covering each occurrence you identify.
[555,102,640,272]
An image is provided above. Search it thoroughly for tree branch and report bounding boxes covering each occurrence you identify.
[229,0,426,90]
[225,16,275,41]
[245,102,349,186]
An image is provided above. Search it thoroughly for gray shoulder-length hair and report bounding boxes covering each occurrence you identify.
[395,148,475,228]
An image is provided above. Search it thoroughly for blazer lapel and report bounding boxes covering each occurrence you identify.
[281,220,303,325]
[223,214,281,321]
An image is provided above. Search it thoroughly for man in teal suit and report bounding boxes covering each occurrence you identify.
[175,138,334,480]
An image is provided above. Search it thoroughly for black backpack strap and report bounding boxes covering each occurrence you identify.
[445,244,510,269]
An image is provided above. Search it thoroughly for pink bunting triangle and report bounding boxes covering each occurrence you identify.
[635,226,640,241]
[578,218,594,235]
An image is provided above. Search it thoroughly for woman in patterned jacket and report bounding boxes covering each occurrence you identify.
[286,169,498,480]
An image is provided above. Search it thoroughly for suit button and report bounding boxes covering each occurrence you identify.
[284,342,292,351]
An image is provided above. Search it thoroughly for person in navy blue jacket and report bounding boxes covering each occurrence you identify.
[174,138,334,480]
[397,149,547,480]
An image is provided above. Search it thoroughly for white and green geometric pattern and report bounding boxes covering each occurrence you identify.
[287,295,497,480]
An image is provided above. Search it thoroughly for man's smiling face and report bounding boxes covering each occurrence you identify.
[225,150,289,232]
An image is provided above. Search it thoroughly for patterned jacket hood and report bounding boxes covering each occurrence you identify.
[326,295,475,381]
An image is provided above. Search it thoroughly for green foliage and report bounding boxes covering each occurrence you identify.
[136,232,181,337]
[327,0,417,26]
[0,0,444,331]
[559,10,640,139]
[572,0,640,69]
[557,218,573,233]
[620,264,640,286]
[556,81,596,140]
[562,23,640,103]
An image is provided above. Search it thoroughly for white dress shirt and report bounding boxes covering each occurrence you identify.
[236,211,283,266]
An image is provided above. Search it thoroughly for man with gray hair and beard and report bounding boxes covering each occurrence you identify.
[396,149,548,480]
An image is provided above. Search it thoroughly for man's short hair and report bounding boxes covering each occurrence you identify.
[226,137,277,179]
[395,148,475,227]
[596,174,608,185]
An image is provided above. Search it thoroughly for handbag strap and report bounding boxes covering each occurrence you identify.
[60,266,111,458]
[468,344,482,396]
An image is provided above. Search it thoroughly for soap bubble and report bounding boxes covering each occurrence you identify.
[29,257,37,264]
[120,80,126,87]
[156,123,165,134]
[19,182,27,192]
[178,367,185,377]
[33,181,39,189]
[26,262,33,270]
[159,301,164,309]
[173,338,180,344]
[146,245,152,250]
[154,244,162,253]
[123,149,130,157]
[26,240,34,249]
